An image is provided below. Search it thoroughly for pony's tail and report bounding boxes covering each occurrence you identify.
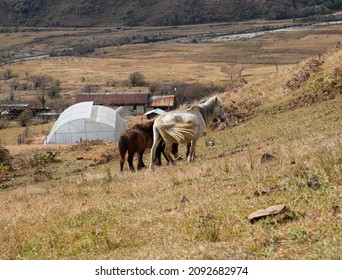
[118,135,127,171]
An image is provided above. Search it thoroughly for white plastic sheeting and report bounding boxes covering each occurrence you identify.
[44,102,128,144]
[144,108,165,116]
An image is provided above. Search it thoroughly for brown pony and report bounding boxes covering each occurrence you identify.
[119,121,178,172]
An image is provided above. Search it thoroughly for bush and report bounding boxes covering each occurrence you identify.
[3,69,15,80]
[27,151,57,166]
[0,119,9,130]
[0,146,12,170]
[82,84,97,93]
[18,109,33,127]
[129,72,146,86]
[106,79,117,87]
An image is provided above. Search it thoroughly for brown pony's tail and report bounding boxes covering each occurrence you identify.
[118,135,127,172]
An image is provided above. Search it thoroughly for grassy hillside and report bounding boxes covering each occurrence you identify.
[0,44,341,259]
[0,0,340,27]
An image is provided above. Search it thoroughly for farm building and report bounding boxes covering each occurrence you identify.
[75,92,175,113]
[146,95,174,111]
[0,104,51,119]
[44,102,128,144]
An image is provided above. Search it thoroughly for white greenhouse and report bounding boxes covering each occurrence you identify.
[44,102,128,144]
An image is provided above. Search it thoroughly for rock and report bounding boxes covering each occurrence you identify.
[253,190,260,197]
[248,204,286,223]
[165,206,177,212]
[206,140,215,146]
[336,214,342,219]
[179,195,189,203]
[260,153,277,164]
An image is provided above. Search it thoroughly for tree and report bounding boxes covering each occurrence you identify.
[47,79,61,99]
[30,75,61,108]
[129,72,145,86]
[18,109,33,127]
[82,84,96,93]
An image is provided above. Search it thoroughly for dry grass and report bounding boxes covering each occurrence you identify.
[0,44,341,259]
[0,122,53,146]
[1,105,341,259]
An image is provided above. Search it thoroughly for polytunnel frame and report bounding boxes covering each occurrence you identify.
[44,102,128,144]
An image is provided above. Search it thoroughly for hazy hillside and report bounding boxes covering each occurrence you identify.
[0,0,341,27]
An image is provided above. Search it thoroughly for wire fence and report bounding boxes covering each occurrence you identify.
[17,127,29,145]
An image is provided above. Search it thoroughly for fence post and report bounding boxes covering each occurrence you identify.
[17,128,29,145]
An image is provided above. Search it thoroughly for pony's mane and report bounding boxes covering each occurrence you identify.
[131,121,154,133]
[189,96,221,126]
[203,96,222,106]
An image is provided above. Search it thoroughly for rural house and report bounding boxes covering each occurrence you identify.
[75,92,175,114]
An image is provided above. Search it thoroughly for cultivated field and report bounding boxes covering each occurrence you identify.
[0,21,341,260]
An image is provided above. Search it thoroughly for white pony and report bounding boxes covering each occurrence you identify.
[149,96,226,168]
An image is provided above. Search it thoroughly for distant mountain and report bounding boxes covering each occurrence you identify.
[0,0,341,27]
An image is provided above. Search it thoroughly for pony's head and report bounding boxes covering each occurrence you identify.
[206,96,226,122]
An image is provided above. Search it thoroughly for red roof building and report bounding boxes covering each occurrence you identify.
[75,92,175,112]
[147,95,174,108]
[75,92,149,106]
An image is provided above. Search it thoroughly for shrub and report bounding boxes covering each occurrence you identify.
[106,79,117,87]
[0,146,12,170]
[3,69,15,80]
[129,72,146,86]
[27,151,57,166]
[0,119,9,130]
[194,213,222,242]
[17,109,33,127]
[82,84,97,93]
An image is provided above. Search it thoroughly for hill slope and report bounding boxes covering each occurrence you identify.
[0,0,341,27]
[0,45,341,259]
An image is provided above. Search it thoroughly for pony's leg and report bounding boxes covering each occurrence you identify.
[120,159,124,172]
[127,153,135,172]
[149,134,162,169]
[187,141,193,161]
[171,143,179,159]
[118,138,127,172]
[160,141,173,164]
[119,148,125,171]
[185,142,191,159]
[137,152,146,170]
[188,139,198,161]
[164,141,175,164]
[155,141,164,165]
